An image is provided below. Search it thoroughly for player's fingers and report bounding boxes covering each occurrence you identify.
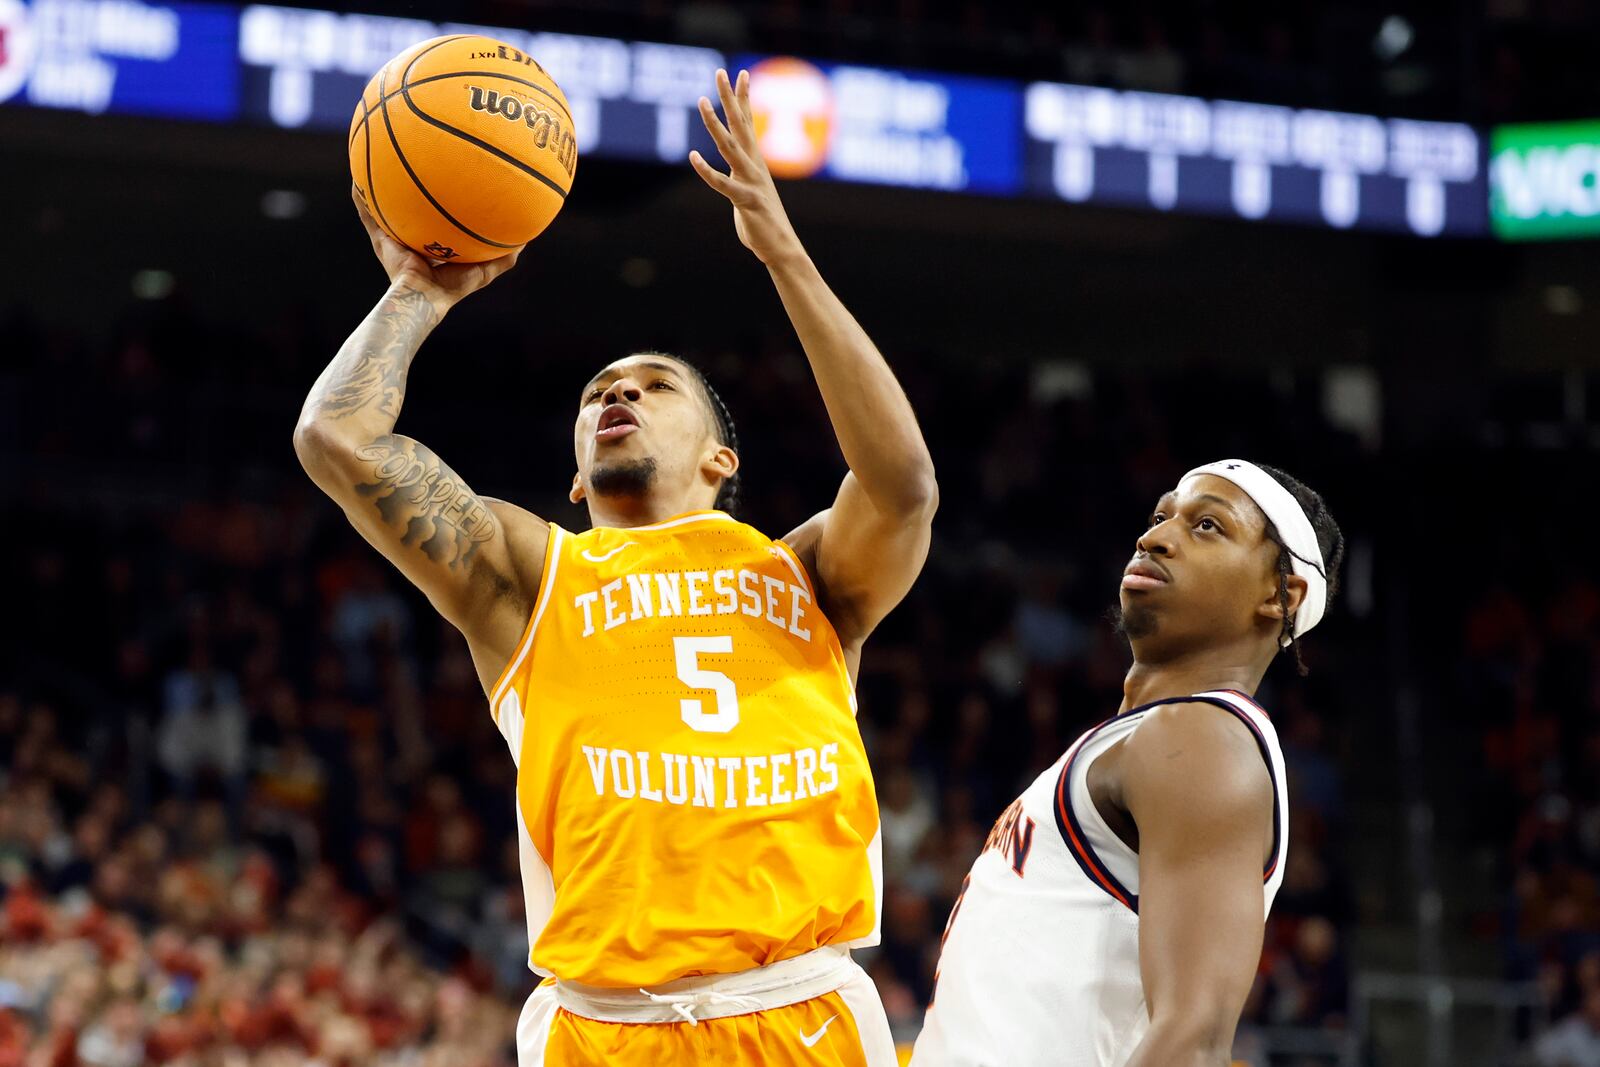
[735,69,756,136]
[351,185,376,224]
[469,258,509,281]
[351,184,382,235]
[689,150,736,198]
[493,245,525,277]
[463,245,522,284]
[715,68,755,151]
[697,96,743,169]
[351,186,399,263]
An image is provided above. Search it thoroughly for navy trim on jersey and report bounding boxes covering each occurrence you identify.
[1051,693,1281,913]
[1220,687,1272,719]
[1203,697,1284,881]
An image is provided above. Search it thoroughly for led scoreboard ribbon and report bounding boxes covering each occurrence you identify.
[237,5,725,166]
[1023,82,1487,237]
[0,0,1500,238]
[0,0,238,120]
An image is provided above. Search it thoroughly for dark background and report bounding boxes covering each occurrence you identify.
[3,4,1599,1066]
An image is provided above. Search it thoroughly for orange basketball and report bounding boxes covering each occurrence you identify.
[348,35,578,263]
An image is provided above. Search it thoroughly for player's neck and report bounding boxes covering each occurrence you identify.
[1120,644,1269,715]
[584,492,719,530]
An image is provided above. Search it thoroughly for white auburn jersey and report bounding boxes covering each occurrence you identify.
[911,689,1289,1067]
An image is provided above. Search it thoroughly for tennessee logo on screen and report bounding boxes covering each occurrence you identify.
[748,57,833,179]
[0,0,35,104]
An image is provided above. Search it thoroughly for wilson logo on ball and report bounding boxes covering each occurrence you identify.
[465,86,577,175]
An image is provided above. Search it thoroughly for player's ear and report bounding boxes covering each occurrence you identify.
[1257,572,1307,622]
[702,444,738,484]
[569,472,586,504]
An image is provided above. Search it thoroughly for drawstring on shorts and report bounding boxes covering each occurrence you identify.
[552,945,856,1025]
[639,989,766,1025]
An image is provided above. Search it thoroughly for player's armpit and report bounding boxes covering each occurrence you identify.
[785,470,936,652]
[295,429,547,652]
[1119,704,1274,1067]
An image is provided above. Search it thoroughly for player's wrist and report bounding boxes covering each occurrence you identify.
[760,242,812,273]
[384,280,450,324]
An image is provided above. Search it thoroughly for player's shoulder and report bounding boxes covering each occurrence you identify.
[776,509,828,587]
[1130,699,1260,749]
[480,497,551,598]
[781,509,829,556]
[1122,700,1272,805]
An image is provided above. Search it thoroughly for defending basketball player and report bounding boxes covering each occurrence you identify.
[911,462,1344,1067]
[294,68,934,1066]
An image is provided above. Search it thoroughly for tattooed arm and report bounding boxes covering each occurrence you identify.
[293,189,547,691]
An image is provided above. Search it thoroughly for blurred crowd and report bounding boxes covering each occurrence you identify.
[0,282,1368,1064]
[1465,571,1600,1064]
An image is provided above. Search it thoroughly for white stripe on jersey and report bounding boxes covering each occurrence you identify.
[911,690,1289,1067]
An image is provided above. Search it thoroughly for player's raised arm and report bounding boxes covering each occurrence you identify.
[690,68,938,653]
[1119,704,1277,1067]
[293,190,548,670]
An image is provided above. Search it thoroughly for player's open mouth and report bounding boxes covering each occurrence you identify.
[596,405,640,440]
[1121,559,1169,591]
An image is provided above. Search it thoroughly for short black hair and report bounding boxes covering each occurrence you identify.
[1258,464,1345,675]
[634,352,741,516]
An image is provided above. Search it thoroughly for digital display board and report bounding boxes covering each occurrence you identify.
[0,0,1516,239]
[0,0,239,120]
[736,54,1020,195]
[1023,83,1487,237]
[237,5,724,165]
[1489,120,1600,241]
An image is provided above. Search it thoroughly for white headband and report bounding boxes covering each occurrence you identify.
[1181,460,1328,646]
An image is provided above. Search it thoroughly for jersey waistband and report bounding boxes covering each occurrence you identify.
[553,945,854,1025]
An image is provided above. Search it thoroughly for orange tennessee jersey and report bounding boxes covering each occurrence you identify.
[488,510,882,988]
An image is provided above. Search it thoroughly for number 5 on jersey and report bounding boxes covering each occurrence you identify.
[675,636,740,732]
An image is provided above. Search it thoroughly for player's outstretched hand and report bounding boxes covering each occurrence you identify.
[691,69,805,267]
[351,184,523,318]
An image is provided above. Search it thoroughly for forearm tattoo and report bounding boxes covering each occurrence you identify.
[309,287,435,422]
[354,435,495,569]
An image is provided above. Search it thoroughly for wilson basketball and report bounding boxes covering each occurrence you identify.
[348,35,578,263]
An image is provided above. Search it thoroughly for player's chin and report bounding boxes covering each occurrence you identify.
[1113,595,1162,640]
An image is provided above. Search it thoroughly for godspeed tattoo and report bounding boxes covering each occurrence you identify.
[354,435,494,568]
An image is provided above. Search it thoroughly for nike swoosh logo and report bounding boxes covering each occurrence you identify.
[580,543,635,563]
[799,1014,838,1048]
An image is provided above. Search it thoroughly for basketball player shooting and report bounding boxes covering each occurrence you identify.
[912,463,1344,1067]
[293,68,934,1065]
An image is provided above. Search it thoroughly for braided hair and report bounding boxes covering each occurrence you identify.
[635,352,742,516]
[1257,464,1345,676]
